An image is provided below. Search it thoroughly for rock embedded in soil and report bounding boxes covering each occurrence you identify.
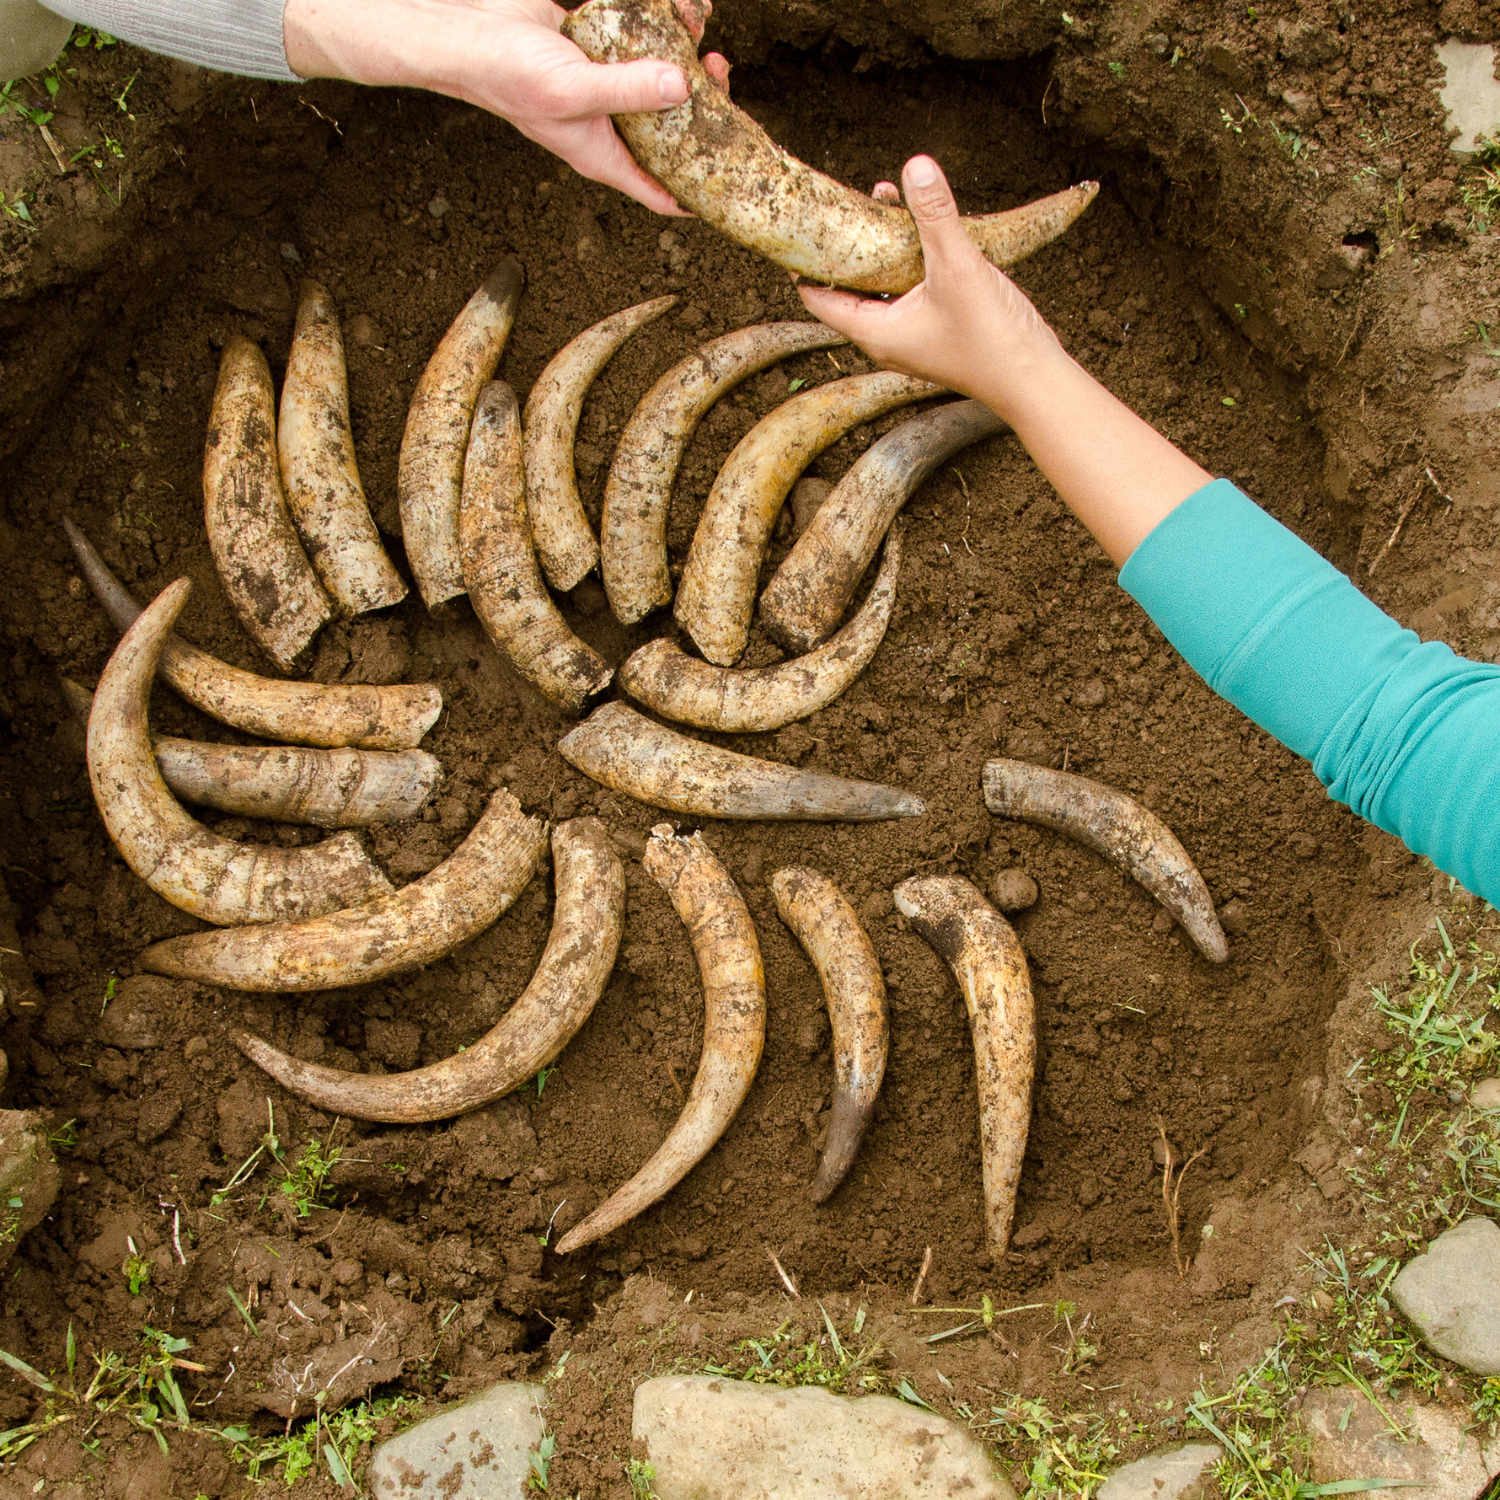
[367,1381,546,1499]
[632,1374,1017,1500]
[989,868,1039,912]
[1096,1442,1222,1500]
[1390,1216,1500,1375]
[1471,1077,1500,1110]
[0,1112,60,1266]
[1298,1386,1500,1499]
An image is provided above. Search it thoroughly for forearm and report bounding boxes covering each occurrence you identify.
[967,338,1210,568]
[285,0,499,93]
[38,0,296,78]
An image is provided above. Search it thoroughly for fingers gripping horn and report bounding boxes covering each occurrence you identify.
[555,824,764,1253]
[87,580,393,926]
[563,0,1097,294]
[234,818,624,1122]
[892,876,1035,1256]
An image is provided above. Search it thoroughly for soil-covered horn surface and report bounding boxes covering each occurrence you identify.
[0,0,1496,1493]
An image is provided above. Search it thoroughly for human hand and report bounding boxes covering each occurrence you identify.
[284,0,731,215]
[797,155,1065,416]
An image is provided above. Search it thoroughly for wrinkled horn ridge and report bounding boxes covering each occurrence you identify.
[892,876,1035,1256]
[557,702,925,821]
[555,823,764,1252]
[137,787,548,991]
[86,580,394,926]
[459,383,613,714]
[675,371,940,666]
[761,399,1008,653]
[63,677,440,828]
[64,517,442,749]
[601,321,846,624]
[523,295,676,593]
[620,523,903,733]
[204,336,334,670]
[235,818,623,1121]
[279,278,408,615]
[771,866,887,1201]
[981,759,1228,962]
[563,0,1098,293]
[399,257,526,608]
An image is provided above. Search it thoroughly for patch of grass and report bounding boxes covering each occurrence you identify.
[978,1395,1145,1498]
[699,1304,892,1397]
[528,1430,557,1492]
[274,1133,342,1218]
[222,1393,422,1488]
[1460,139,1500,231]
[624,1456,660,1500]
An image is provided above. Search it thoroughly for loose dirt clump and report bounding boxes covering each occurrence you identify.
[0,2,1495,1492]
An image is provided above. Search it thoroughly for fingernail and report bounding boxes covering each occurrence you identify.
[907,156,938,187]
[659,68,689,104]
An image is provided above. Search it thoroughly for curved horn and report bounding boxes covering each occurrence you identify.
[558,702,924,821]
[234,817,623,1121]
[674,372,939,665]
[87,580,393,925]
[399,257,526,607]
[555,823,764,1252]
[204,336,333,670]
[620,523,902,733]
[563,0,1097,294]
[761,400,1007,653]
[65,518,441,749]
[279,278,408,615]
[523,296,676,592]
[137,787,547,990]
[63,677,440,828]
[459,383,613,713]
[602,321,846,625]
[891,876,1034,1256]
[771,867,887,1202]
[981,759,1228,962]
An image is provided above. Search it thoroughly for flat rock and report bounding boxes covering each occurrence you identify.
[1470,1077,1500,1109]
[1436,40,1500,154]
[1391,1217,1500,1375]
[1299,1386,1499,1500]
[0,1111,59,1265]
[633,1374,1017,1500]
[1097,1442,1221,1500]
[367,1382,546,1499]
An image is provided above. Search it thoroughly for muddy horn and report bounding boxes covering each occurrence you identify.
[555,824,764,1253]
[892,875,1035,1256]
[601,320,846,625]
[674,371,939,666]
[761,399,1008,653]
[620,523,903,733]
[279,278,408,615]
[234,818,623,1121]
[558,702,925,821]
[523,296,676,592]
[771,866,887,1201]
[563,0,1098,294]
[65,518,441,750]
[87,579,394,926]
[137,786,547,991]
[399,257,525,607]
[204,336,334,670]
[981,759,1228,963]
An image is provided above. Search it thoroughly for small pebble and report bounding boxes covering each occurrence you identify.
[1471,1077,1500,1109]
[1075,678,1107,708]
[1219,897,1251,935]
[347,313,383,348]
[989,868,1039,912]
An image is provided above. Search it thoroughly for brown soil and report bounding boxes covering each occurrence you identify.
[0,3,1496,1494]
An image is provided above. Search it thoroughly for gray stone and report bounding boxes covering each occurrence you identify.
[367,1383,547,1499]
[1391,1216,1500,1375]
[1436,40,1500,154]
[0,1111,59,1267]
[1097,1442,1221,1500]
[633,1375,1017,1500]
[1470,1076,1500,1110]
[1299,1387,1499,1500]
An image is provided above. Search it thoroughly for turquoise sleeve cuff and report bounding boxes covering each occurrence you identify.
[1119,479,1500,905]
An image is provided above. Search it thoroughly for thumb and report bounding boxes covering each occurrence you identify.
[902,155,980,280]
[563,56,691,117]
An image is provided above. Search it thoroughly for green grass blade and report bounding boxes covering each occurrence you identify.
[0,1347,57,1393]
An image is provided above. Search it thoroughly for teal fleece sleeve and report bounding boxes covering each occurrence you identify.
[1118,479,1500,906]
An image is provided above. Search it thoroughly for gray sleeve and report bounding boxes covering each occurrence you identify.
[36,0,298,80]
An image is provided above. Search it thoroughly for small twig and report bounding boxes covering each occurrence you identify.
[910,1245,933,1306]
[1366,476,1424,577]
[37,124,69,175]
[661,1059,685,1104]
[767,1248,801,1299]
[1157,1121,1207,1279]
[1423,465,1454,506]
